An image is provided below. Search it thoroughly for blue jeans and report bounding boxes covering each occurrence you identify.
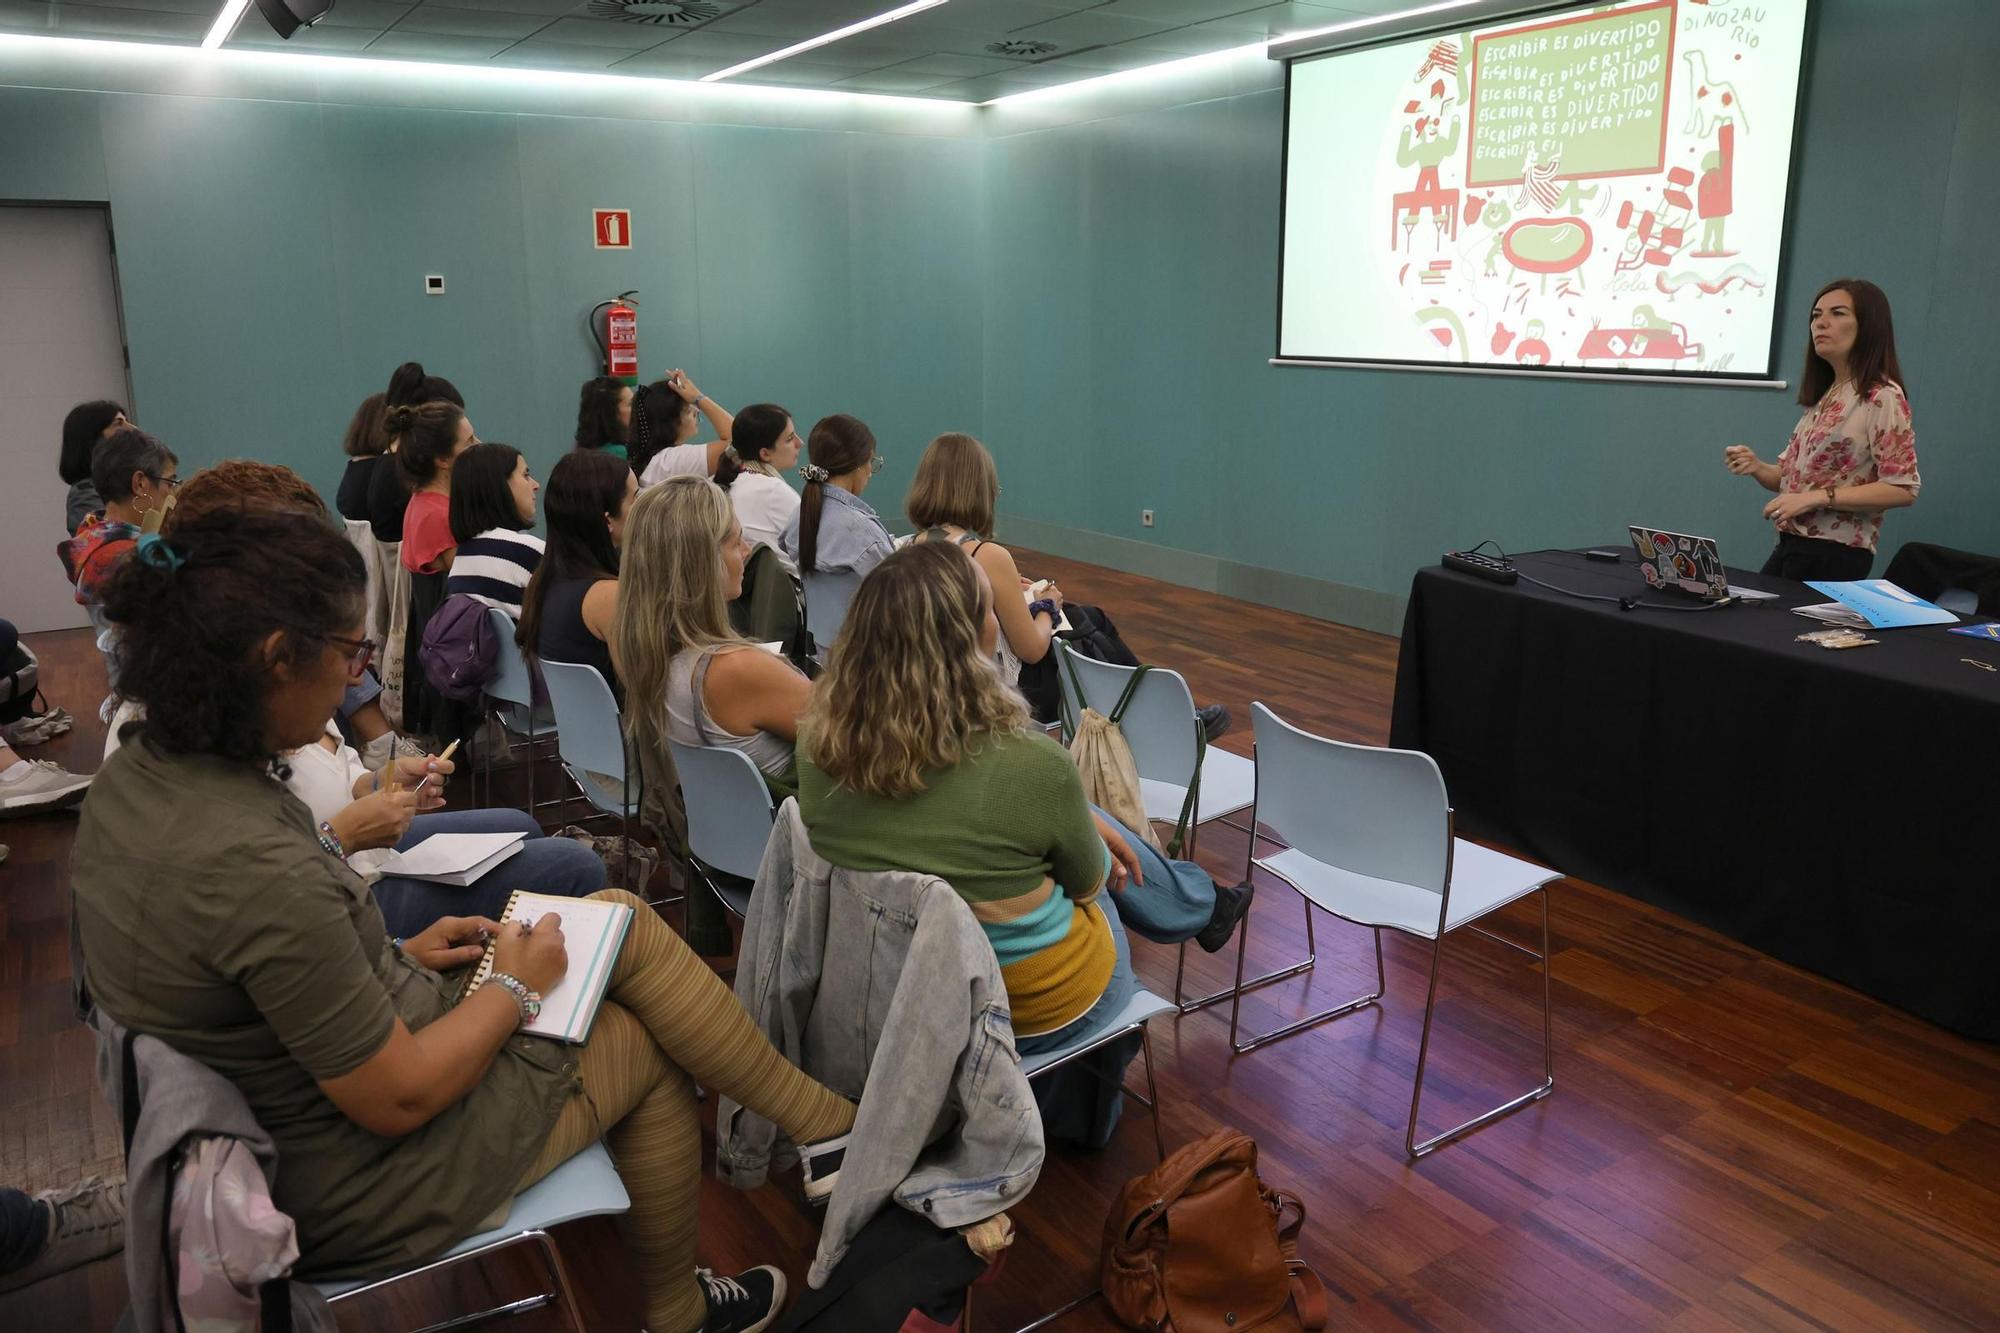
[371,808,606,939]
[1089,804,1216,944]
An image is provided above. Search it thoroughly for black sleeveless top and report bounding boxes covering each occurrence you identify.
[537,576,619,697]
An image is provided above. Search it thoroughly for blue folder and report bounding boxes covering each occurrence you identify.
[1804,579,1960,629]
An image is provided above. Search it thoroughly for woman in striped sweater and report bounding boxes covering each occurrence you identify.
[445,443,544,620]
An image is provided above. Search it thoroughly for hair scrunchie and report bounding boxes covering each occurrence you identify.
[800,463,830,484]
[135,532,186,573]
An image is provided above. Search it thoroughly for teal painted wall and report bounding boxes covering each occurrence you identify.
[0,81,981,511]
[982,0,1998,626]
[2,0,1991,632]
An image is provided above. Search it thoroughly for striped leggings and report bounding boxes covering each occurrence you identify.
[518,890,853,1332]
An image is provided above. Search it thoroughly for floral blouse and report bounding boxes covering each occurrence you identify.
[1776,380,1920,552]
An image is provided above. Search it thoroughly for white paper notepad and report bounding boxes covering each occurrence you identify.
[460,892,633,1043]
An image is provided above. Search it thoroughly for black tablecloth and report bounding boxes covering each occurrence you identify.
[1390,549,2000,1039]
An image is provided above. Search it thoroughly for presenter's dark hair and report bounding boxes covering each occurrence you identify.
[450,442,529,543]
[385,361,464,410]
[574,376,629,452]
[101,508,364,764]
[1799,278,1904,406]
[713,403,791,492]
[796,414,876,576]
[60,400,128,485]
[517,448,629,661]
[390,401,467,486]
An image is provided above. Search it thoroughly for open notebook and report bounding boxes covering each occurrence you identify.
[460,891,633,1044]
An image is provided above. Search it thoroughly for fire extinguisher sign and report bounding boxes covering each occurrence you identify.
[593,209,632,249]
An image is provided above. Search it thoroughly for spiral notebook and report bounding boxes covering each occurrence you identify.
[460,891,632,1044]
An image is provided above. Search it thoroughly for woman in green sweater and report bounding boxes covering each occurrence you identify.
[797,541,1143,1143]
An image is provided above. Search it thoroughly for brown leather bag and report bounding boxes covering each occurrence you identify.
[1100,1128,1328,1332]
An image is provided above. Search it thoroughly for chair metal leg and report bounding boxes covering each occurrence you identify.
[329,1226,583,1333]
[1227,894,1383,1055]
[1009,1289,1100,1332]
[1175,892,1316,1015]
[1405,886,1555,1157]
[1173,823,1314,1015]
[1140,1024,1166,1161]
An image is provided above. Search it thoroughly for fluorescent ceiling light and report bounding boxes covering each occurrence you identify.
[200,0,252,49]
[701,0,947,82]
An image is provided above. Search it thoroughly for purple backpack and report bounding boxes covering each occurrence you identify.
[418,594,501,702]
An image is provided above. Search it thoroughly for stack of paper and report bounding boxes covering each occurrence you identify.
[1804,580,1959,629]
[374,832,526,886]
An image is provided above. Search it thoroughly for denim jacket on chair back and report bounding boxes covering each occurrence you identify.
[718,800,1045,1288]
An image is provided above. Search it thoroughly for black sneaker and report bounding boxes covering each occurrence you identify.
[799,1130,849,1207]
[699,1265,786,1333]
[1196,880,1254,954]
[1196,704,1232,743]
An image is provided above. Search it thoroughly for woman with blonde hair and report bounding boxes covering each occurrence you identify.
[613,476,811,796]
[800,541,1230,1145]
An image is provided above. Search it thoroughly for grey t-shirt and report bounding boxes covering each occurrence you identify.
[72,739,576,1277]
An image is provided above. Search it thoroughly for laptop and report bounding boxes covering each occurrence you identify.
[1628,526,1728,599]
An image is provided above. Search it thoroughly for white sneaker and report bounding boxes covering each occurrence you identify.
[0,760,93,816]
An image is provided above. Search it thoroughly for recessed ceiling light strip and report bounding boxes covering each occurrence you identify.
[200,0,252,49]
[699,0,947,82]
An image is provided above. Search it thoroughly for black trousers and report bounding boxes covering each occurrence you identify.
[1761,533,1873,583]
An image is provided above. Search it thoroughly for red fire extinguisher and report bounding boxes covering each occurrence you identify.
[591,291,640,384]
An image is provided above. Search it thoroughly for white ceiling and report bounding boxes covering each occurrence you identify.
[0,0,1413,102]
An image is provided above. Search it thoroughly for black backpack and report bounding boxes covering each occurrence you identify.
[0,638,44,726]
[1018,601,1140,725]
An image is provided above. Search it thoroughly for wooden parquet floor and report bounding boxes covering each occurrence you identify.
[4,549,1998,1331]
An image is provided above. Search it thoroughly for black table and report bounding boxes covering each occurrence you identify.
[1390,549,2000,1039]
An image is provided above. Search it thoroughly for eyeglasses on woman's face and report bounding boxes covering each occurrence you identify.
[322,633,377,678]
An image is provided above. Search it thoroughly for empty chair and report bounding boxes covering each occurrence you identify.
[1055,643,1274,1015]
[482,605,556,817]
[538,658,641,891]
[1232,702,1560,1156]
[669,739,776,920]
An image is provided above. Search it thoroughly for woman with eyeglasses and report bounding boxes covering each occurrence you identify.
[74,506,852,1331]
[279,624,605,941]
[781,413,894,581]
[62,427,178,701]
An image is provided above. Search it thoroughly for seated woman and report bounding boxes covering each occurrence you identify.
[518,449,636,695]
[74,507,854,1332]
[444,442,544,620]
[573,374,633,462]
[334,392,392,530]
[635,370,735,484]
[614,476,811,798]
[395,400,477,575]
[57,399,130,537]
[797,542,1240,1146]
[712,404,803,567]
[63,428,178,710]
[907,431,1228,738]
[364,362,464,546]
[284,666,604,940]
[781,413,895,581]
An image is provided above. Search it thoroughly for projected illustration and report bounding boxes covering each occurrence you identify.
[1279,0,1810,378]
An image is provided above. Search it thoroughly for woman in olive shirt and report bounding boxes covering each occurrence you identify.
[72,509,852,1333]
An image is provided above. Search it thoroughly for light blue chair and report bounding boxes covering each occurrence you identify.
[801,569,864,657]
[1018,987,1175,1164]
[482,606,558,820]
[538,659,643,893]
[313,1142,629,1330]
[1235,702,1562,1157]
[1055,644,1278,1017]
[668,739,776,921]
